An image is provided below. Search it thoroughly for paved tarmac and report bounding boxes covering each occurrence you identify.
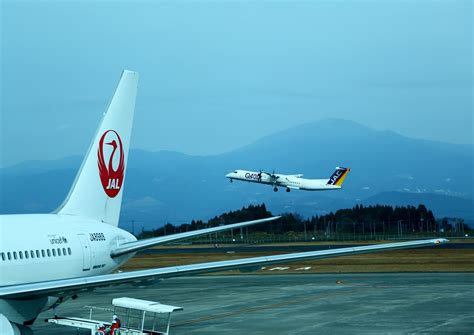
[32,273,474,334]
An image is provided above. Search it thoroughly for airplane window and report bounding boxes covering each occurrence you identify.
[19,251,23,259]
[25,251,29,259]
[63,248,67,255]
[57,248,61,256]
[67,247,71,255]
[13,252,17,260]
[47,249,51,257]
[36,250,40,258]
[52,249,56,257]
[1,253,4,261]
[30,250,35,258]
[7,252,11,260]
[42,250,46,257]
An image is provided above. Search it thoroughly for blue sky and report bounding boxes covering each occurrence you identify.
[1,0,472,167]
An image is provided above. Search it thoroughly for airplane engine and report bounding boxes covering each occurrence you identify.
[0,314,33,335]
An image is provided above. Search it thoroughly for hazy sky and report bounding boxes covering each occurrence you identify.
[1,0,472,167]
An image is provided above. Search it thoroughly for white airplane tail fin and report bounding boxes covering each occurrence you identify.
[56,70,139,226]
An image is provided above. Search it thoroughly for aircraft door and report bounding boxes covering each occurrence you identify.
[77,234,91,271]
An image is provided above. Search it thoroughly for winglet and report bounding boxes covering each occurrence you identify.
[326,167,350,186]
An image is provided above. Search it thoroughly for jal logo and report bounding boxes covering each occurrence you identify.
[97,130,124,198]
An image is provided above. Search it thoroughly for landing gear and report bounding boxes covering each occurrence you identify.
[229,178,233,183]
[286,188,290,192]
[273,186,278,192]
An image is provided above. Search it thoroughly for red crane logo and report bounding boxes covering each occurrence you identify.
[97,130,125,198]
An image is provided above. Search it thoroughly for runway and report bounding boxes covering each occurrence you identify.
[32,273,474,334]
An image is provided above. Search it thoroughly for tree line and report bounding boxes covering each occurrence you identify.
[137,203,468,239]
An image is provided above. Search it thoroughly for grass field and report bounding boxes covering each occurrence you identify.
[120,240,474,274]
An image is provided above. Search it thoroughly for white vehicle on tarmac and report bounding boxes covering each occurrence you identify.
[48,297,181,335]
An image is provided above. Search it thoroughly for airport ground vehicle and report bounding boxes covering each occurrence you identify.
[47,297,182,335]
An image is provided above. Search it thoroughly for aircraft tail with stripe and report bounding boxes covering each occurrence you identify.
[326,167,350,187]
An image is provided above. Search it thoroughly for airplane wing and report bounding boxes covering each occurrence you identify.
[110,217,281,257]
[0,238,447,299]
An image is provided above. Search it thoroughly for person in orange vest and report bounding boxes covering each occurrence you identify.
[110,314,121,334]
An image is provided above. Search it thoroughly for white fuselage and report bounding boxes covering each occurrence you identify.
[226,170,341,191]
[0,214,136,287]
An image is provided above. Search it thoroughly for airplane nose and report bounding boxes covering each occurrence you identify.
[225,173,232,178]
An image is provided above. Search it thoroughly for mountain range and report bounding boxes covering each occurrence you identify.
[1,119,472,230]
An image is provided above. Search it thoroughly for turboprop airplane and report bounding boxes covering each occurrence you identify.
[0,71,447,334]
[225,167,350,192]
